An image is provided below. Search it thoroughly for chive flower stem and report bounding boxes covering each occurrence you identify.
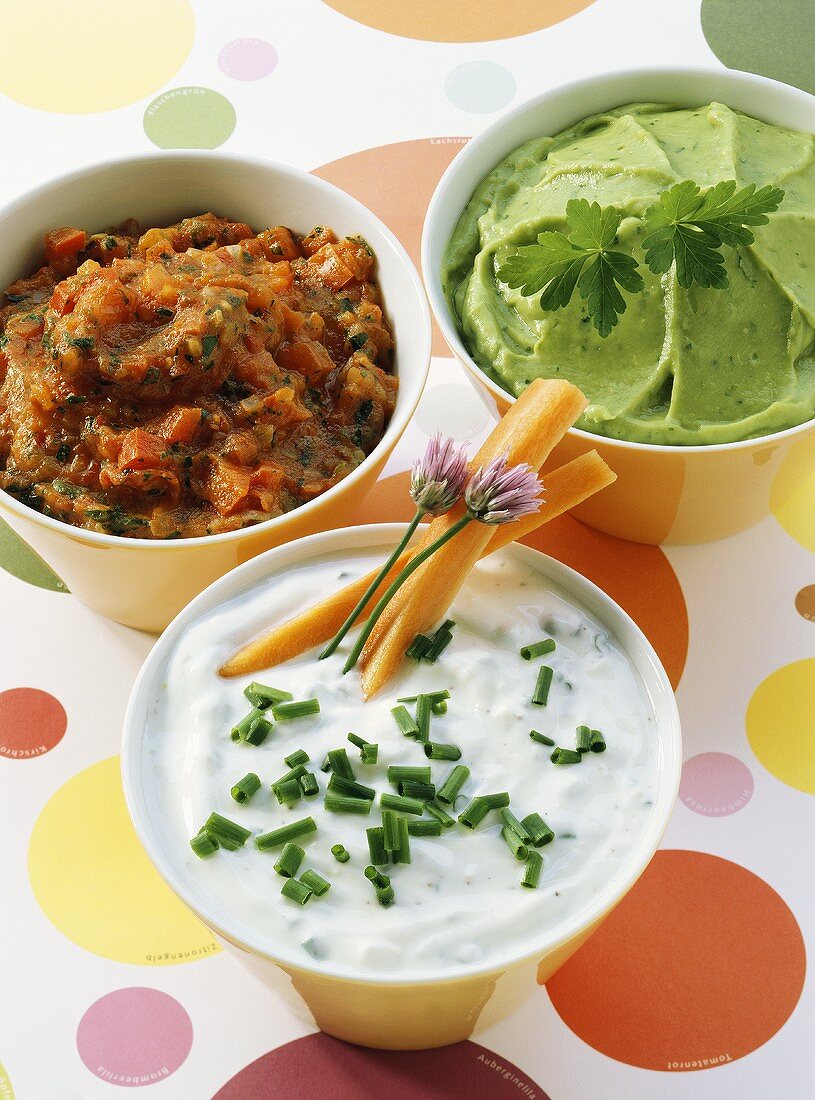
[343,514,473,673]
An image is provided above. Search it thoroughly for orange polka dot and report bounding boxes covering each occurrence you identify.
[315,138,468,354]
[546,850,805,1071]
[342,472,688,689]
[0,687,66,759]
[320,0,598,42]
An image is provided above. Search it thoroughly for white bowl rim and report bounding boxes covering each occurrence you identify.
[0,150,431,549]
[422,64,815,456]
[121,521,682,987]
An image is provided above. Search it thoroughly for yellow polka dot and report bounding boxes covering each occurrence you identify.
[746,660,815,793]
[28,757,219,964]
[0,1062,14,1100]
[0,0,194,114]
[770,433,815,551]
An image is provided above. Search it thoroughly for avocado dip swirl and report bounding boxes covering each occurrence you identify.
[443,102,815,446]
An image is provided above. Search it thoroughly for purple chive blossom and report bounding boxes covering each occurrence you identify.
[464,454,543,525]
[410,433,470,515]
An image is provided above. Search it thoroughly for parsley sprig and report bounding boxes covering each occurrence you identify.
[497,180,784,337]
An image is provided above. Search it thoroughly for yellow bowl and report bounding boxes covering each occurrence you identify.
[121,523,682,1050]
[0,154,431,630]
[422,67,815,545]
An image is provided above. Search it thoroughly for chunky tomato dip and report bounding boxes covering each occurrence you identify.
[0,214,396,538]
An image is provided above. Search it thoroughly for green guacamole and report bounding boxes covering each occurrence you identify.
[442,102,815,445]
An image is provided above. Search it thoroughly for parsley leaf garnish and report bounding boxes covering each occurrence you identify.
[641,179,783,288]
[497,198,644,337]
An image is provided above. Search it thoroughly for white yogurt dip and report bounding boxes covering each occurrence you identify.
[142,544,660,979]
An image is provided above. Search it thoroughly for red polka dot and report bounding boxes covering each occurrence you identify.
[213,1035,547,1099]
[0,687,66,759]
[76,987,192,1088]
[679,753,754,816]
[546,850,806,1071]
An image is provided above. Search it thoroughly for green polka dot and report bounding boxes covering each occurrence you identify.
[0,517,67,592]
[143,86,236,149]
[701,0,815,95]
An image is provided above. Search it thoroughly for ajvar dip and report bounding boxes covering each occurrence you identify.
[0,214,396,537]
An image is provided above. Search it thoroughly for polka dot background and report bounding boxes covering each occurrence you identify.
[0,1,812,1096]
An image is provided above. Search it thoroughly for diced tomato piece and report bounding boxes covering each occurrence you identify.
[45,227,87,265]
[49,281,75,316]
[118,428,167,470]
[306,243,355,290]
[251,462,284,491]
[335,239,374,282]
[206,457,252,516]
[156,406,203,445]
[300,226,337,257]
[257,226,300,261]
[276,338,335,383]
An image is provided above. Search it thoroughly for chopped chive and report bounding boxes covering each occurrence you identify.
[501,825,529,861]
[399,780,436,801]
[387,766,431,785]
[481,792,510,810]
[366,826,388,864]
[501,808,532,843]
[590,728,606,753]
[273,778,302,804]
[244,682,292,709]
[272,764,307,789]
[190,828,218,858]
[204,812,252,850]
[436,618,456,634]
[361,744,378,765]
[423,741,461,761]
[365,866,394,907]
[390,705,419,739]
[522,812,555,847]
[380,792,425,816]
[436,764,470,805]
[575,725,592,753]
[520,638,556,661]
[324,793,372,815]
[327,773,375,801]
[281,878,312,905]
[551,747,582,765]
[231,708,272,745]
[299,772,319,798]
[405,633,432,660]
[407,818,442,837]
[382,809,401,853]
[458,797,490,829]
[231,772,261,804]
[530,730,555,746]
[532,666,554,706]
[426,800,456,828]
[284,748,310,768]
[256,817,316,851]
[424,628,453,663]
[392,815,411,864]
[274,842,305,878]
[415,694,432,741]
[300,869,331,896]
[272,698,320,721]
[331,843,350,863]
[398,690,450,706]
[364,865,388,887]
[347,732,366,750]
[326,747,355,780]
[522,849,543,889]
[320,755,332,773]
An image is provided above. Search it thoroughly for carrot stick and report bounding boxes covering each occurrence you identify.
[359,380,586,697]
[218,449,612,679]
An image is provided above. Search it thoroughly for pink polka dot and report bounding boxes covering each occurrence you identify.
[76,988,192,1088]
[218,38,277,81]
[0,687,66,759]
[679,752,754,817]
[213,1034,547,1099]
